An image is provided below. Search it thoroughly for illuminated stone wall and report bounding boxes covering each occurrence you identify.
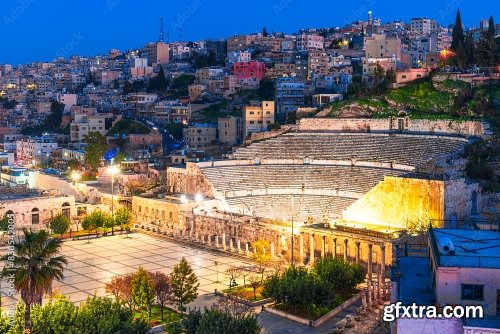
[342,176,445,229]
[299,118,486,138]
[166,164,222,199]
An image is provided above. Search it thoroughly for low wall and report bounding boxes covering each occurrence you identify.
[263,290,364,328]
[298,118,486,138]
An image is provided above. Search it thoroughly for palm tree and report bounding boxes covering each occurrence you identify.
[0,228,67,333]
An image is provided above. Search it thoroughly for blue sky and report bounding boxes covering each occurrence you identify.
[0,0,498,65]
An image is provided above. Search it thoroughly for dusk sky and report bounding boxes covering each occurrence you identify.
[0,0,498,65]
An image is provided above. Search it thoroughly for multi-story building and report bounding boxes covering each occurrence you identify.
[429,228,500,317]
[296,33,324,50]
[226,51,251,68]
[227,35,257,51]
[218,116,242,146]
[275,78,305,123]
[152,101,191,125]
[70,111,116,142]
[57,93,77,112]
[243,101,274,137]
[183,123,218,149]
[361,57,397,84]
[233,61,266,89]
[195,67,224,85]
[410,17,439,35]
[143,41,169,66]
[130,57,153,79]
[16,137,58,165]
[307,51,329,78]
[364,34,401,59]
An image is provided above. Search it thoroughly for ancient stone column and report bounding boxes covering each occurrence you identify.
[245,242,250,256]
[215,235,219,248]
[206,234,211,246]
[195,231,199,241]
[380,243,386,299]
[344,239,348,262]
[299,234,304,265]
[321,236,325,258]
[222,233,226,251]
[355,242,361,264]
[333,238,337,258]
[309,234,315,266]
[367,244,373,307]
[270,242,275,259]
[229,238,234,251]
[237,239,241,254]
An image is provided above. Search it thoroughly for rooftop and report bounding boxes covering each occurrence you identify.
[430,228,500,269]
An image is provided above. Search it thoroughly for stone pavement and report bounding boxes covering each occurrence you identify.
[0,233,388,333]
[0,233,253,308]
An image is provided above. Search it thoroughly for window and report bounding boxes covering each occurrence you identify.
[402,75,407,79]
[62,202,71,220]
[462,284,483,301]
[31,208,40,225]
[249,121,254,124]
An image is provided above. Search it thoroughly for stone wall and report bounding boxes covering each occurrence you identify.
[444,178,481,222]
[342,176,445,229]
[32,172,85,202]
[166,164,223,200]
[298,118,486,138]
[0,195,76,230]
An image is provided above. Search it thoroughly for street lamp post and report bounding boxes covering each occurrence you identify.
[108,165,120,236]
[291,195,294,267]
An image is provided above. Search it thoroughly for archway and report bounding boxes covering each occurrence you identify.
[31,208,40,225]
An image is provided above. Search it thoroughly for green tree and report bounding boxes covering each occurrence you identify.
[66,158,82,171]
[74,296,149,334]
[451,10,465,52]
[131,267,155,320]
[151,271,173,321]
[30,297,78,334]
[49,213,70,237]
[82,211,107,239]
[0,229,67,333]
[170,258,199,311]
[180,306,260,334]
[114,207,133,232]
[0,214,9,232]
[313,256,365,292]
[123,80,133,94]
[475,16,498,66]
[262,26,269,37]
[251,239,271,283]
[373,63,385,86]
[84,131,108,174]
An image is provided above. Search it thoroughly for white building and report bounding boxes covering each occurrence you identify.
[16,137,58,166]
[296,33,324,50]
[429,228,500,317]
[57,93,78,112]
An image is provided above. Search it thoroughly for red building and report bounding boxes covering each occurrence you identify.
[233,61,266,80]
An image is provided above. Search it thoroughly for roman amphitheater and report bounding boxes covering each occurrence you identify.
[130,117,490,278]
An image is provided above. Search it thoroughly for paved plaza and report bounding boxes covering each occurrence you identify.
[0,233,385,333]
[0,233,254,308]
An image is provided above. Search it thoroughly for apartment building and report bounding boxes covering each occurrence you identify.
[227,35,257,51]
[183,124,218,149]
[143,41,169,66]
[275,78,305,123]
[429,228,500,317]
[410,17,439,35]
[243,101,274,137]
[218,116,242,146]
[296,33,324,50]
[16,137,58,165]
[364,34,401,59]
[70,111,116,142]
[233,61,266,89]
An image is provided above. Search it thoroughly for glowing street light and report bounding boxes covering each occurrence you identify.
[195,193,203,202]
[108,165,120,236]
[180,194,188,204]
[71,171,81,184]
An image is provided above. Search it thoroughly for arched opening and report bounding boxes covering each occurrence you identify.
[31,208,40,225]
[449,213,458,228]
[62,202,71,220]
[471,191,478,215]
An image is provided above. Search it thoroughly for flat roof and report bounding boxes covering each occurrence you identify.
[430,228,500,269]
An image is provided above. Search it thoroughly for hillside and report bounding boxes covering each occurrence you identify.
[327,77,499,120]
[106,120,150,136]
